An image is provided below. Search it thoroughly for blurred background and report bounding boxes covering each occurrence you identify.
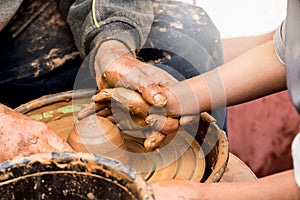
[181,0,286,38]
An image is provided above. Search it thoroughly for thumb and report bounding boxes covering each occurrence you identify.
[38,141,59,153]
[138,83,168,107]
[45,132,74,152]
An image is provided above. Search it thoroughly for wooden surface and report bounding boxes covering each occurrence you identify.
[220,153,257,182]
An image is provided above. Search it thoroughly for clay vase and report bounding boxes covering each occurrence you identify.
[67,115,128,163]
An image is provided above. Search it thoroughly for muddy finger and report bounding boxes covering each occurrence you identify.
[92,88,114,102]
[143,131,167,151]
[107,88,151,118]
[77,102,96,120]
[96,107,112,117]
[179,114,201,126]
[77,102,108,120]
[146,114,179,134]
[138,83,167,107]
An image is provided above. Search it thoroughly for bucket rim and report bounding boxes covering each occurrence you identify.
[0,152,155,200]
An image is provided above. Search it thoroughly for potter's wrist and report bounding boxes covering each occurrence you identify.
[94,40,141,80]
[97,45,147,72]
[96,40,133,69]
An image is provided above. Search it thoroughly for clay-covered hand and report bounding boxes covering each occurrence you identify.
[88,87,201,150]
[78,40,200,149]
[151,180,205,200]
[89,87,180,151]
[0,104,73,162]
[94,40,178,107]
[85,40,198,122]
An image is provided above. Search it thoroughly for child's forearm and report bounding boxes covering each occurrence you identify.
[151,170,300,200]
[222,31,275,62]
[218,40,286,105]
[202,170,300,200]
[166,41,286,115]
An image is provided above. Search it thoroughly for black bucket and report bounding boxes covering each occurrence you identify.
[0,152,154,200]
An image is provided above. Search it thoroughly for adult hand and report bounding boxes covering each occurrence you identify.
[94,40,178,107]
[83,87,180,151]
[80,40,180,126]
[79,40,200,134]
[0,104,73,162]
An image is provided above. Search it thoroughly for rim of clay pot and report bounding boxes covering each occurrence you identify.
[196,112,229,182]
[204,125,229,182]
[15,89,95,114]
[0,152,155,200]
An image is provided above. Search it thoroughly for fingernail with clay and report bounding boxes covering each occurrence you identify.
[153,94,167,107]
[146,116,157,126]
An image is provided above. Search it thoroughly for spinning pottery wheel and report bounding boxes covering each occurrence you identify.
[15,89,229,183]
[121,131,206,182]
